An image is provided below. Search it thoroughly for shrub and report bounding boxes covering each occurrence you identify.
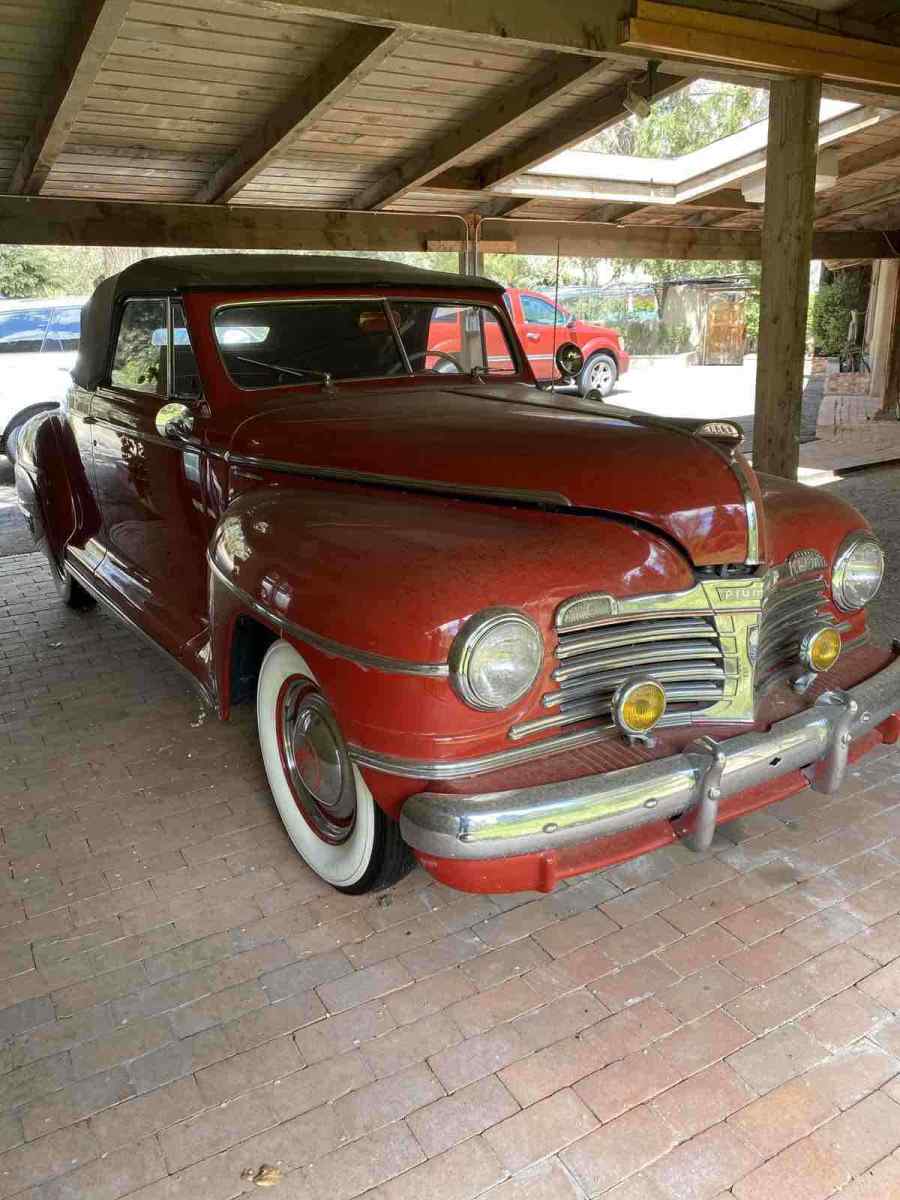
[811,269,870,356]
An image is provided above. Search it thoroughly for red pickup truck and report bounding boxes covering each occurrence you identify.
[427,287,628,397]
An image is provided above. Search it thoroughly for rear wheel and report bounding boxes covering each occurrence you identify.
[256,640,413,893]
[55,564,95,610]
[579,352,618,398]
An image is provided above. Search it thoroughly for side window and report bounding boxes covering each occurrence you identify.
[111,299,167,394]
[171,301,201,399]
[520,295,561,326]
[0,308,51,354]
[43,306,81,353]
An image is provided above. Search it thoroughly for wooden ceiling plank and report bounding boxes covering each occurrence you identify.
[194,27,404,204]
[350,56,612,211]
[10,0,132,195]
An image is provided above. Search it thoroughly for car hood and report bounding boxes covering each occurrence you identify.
[229,382,751,565]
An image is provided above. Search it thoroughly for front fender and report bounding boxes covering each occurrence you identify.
[207,481,695,767]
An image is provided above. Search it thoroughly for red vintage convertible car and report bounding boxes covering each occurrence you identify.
[15,255,899,895]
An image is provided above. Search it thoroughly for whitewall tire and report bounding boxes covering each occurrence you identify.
[256,639,412,893]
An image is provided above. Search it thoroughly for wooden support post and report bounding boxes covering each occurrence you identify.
[753,77,822,480]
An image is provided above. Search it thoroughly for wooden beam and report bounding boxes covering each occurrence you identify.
[837,132,900,179]
[195,28,401,204]
[0,195,892,262]
[621,1,900,91]
[816,174,900,220]
[351,56,613,210]
[480,215,889,261]
[754,77,822,481]
[10,0,131,195]
[432,73,688,196]
[881,260,900,415]
[0,196,468,253]
[276,1,900,63]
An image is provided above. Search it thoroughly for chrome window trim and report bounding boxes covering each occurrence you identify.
[210,294,526,389]
[207,555,449,678]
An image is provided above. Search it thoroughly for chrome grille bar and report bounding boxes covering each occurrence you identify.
[529,610,727,740]
[756,572,831,686]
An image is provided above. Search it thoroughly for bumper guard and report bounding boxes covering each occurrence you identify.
[400,651,900,862]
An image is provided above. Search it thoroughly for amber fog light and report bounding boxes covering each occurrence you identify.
[800,625,842,674]
[612,678,666,736]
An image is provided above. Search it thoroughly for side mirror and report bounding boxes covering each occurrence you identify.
[155,401,194,440]
[554,341,584,380]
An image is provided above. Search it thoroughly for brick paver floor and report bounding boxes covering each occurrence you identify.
[3,471,900,1198]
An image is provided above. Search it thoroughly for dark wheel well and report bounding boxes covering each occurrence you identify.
[2,403,58,452]
[229,615,279,706]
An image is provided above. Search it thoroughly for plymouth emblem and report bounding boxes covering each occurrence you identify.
[786,548,826,577]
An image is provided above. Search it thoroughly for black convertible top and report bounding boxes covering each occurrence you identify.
[72,252,502,389]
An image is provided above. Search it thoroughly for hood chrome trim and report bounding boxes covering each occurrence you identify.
[226,454,572,509]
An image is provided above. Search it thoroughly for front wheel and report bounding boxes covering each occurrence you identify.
[579,352,618,398]
[256,640,413,893]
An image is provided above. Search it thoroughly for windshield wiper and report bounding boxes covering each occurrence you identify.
[234,354,332,387]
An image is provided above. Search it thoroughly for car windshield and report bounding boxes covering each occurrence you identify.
[213,298,518,388]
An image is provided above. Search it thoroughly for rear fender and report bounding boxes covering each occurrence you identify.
[13,412,85,567]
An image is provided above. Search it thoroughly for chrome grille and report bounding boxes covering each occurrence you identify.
[511,614,726,741]
[755,571,832,686]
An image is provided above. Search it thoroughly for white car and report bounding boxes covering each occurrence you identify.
[0,296,87,460]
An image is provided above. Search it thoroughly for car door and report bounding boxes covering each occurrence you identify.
[90,297,211,657]
[518,293,565,380]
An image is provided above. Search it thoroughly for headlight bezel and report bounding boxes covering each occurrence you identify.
[831,530,884,613]
[449,607,544,712]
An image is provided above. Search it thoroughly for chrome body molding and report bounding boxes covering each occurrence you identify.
[399,652,900,861]
[226,454,572,510]
[726,452,761,565]
[349,723,618,781]
[208,556,450,678]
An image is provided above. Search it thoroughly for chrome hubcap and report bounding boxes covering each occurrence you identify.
[277,679,356,843]
[589,360,613,390]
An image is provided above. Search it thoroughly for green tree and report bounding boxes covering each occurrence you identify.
[810,266,871,355]
[589,80,768,158]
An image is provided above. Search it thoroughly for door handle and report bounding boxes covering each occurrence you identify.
[526,332,540,342]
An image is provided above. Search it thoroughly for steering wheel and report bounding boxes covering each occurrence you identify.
[407,349,465,374]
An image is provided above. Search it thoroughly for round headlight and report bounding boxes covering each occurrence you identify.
[832,532,884,612]
[450,608,543,711]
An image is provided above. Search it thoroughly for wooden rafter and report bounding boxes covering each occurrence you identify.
[10,0,131,196]
[351,56,614,211]
[195,28,404,205]
[426,73,688,196]
[836,131,900,179]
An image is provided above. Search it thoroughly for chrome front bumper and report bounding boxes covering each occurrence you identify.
[400,653,900,862]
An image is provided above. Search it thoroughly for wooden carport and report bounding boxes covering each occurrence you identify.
[5,0,900,477]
